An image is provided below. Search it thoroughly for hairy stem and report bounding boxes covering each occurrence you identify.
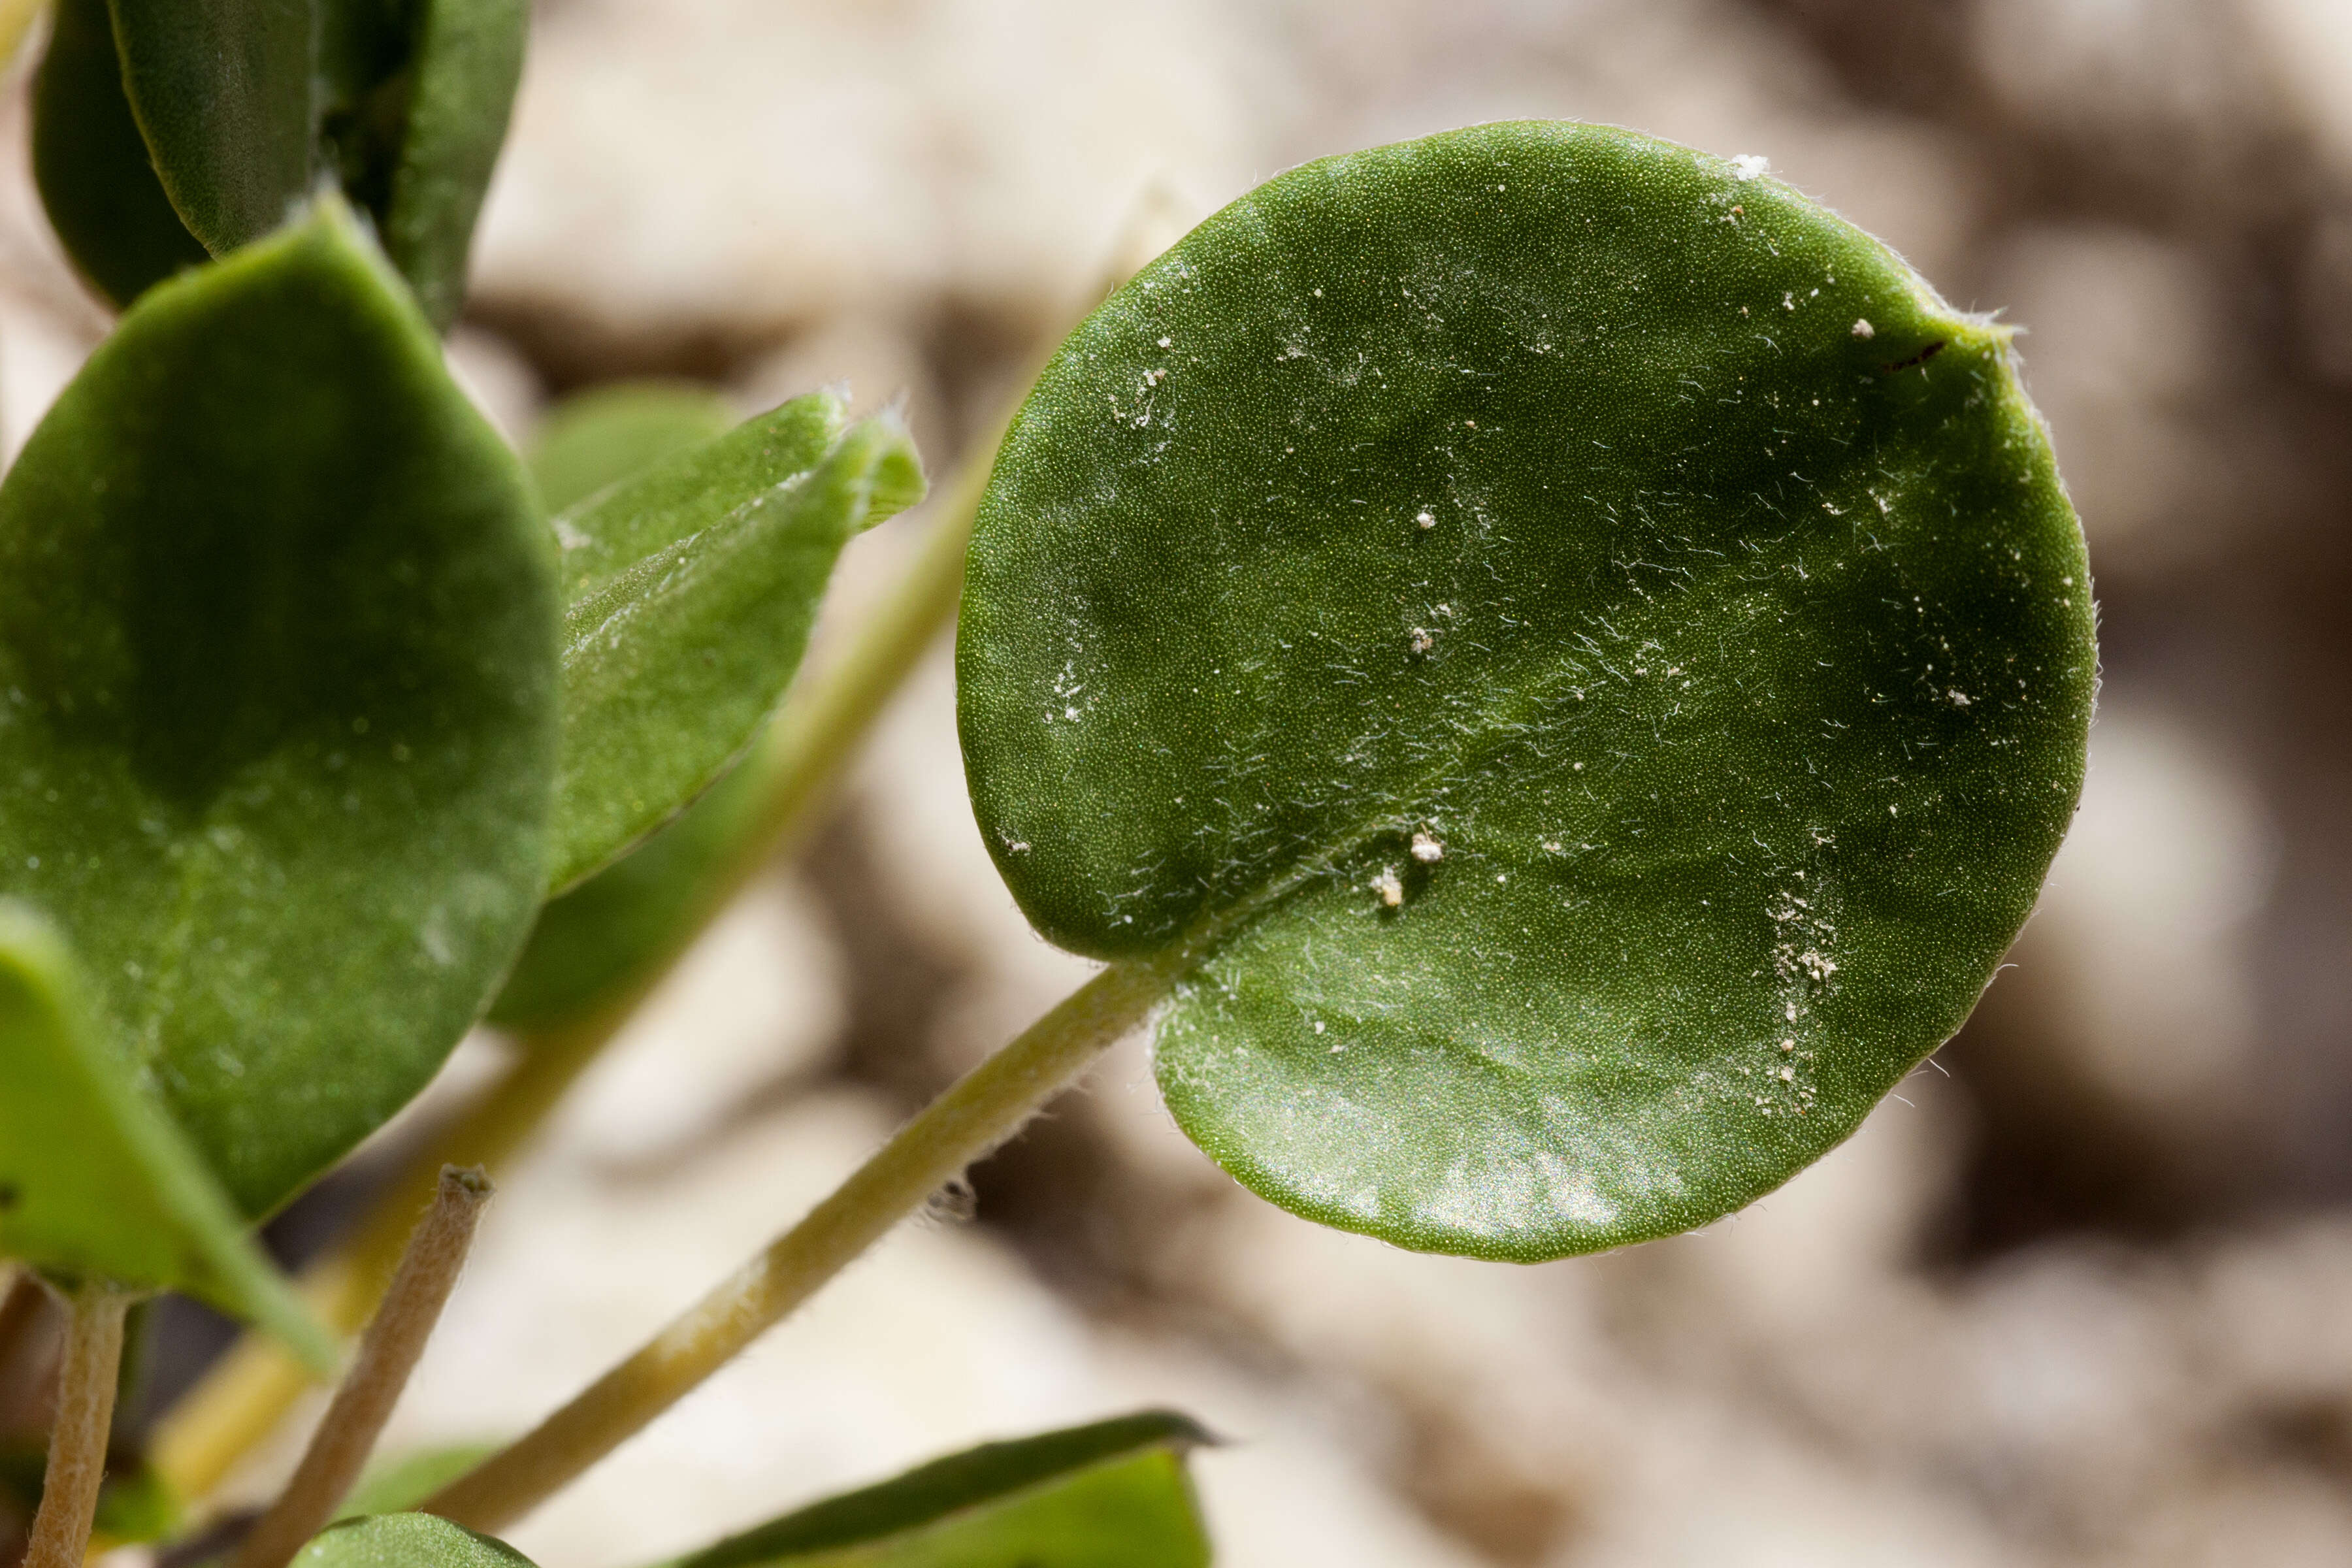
[233,1168,493,1568]
[23,1285,129,1568]
[421,957,1178,1533]
[152,1010,617,1505]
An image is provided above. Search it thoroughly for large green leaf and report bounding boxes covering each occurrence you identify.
[959,122,2095,1260]
[29,0,209,310]
[106,0,314,256]
[0,200,560,1219]
[318,0,529,331]
[489,384,755,1030]
[293,1514,536,1568]
[548,392,923,892]
[0,905,333,1369]
[665,1411,1212,1568]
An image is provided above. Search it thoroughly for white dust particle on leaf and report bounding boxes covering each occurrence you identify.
[1852,318,1876,339]
[1948,689,1971,706]
[1731,153,1769,181]
[1411,831,1444,863]
[1372,868,1404,907]
[1416,509,1437,529]
[1158,336,1172,348]
[1408,627,1435,655]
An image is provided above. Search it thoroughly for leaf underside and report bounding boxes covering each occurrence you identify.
[667,1411,1213,1568]
[549,391,923,894]
[0,905,333,1369]
[959,122,2095,1260]
[0,202,559,1220]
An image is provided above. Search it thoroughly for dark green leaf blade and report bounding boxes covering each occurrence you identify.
[376,0,528,331]
[0,904,335,1370]
[958,122,2095,1260]
[294,1514,538,1568]
[549,395,923,892]
[0,199,561,1219]
[29,0,209,310]
[106,0,314,255]
[668,1411,1212,1568]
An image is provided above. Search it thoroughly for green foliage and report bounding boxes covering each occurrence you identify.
[34,0,524,323]
[293,1514,537,1568]
[960,122,2095,1260]
[529,383,740,514]
[340,1445,505,1520]
[29,0,207,310]
[549,392,923,892]
[665,1412,1213,1568]
[0,200,560,1220]
[493,384,765,1029]
[0,905,331,1367]
[106,0,313,257]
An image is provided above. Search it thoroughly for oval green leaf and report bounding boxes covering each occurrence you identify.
[0,904,334,1370]
[294,1514,538,1568]
[29,0,209,310]
[108,0,314,256]
[318,0,529,331]
[549,392,923,892]
[959,122,2095,1260]
[0,200,560,1219]
[665,1411,1212,1568]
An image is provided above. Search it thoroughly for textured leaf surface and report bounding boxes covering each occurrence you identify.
[295,1514,536,1568]
[549,393,922,891]
[318,0,527,330]
[668,1411,1211,1568]
[492,384,755,1028]
[29,0,208,309]
[959,122,2095,1260]
[0,905,333,1367]
[108,0,314,255]
[0,203,559,1218]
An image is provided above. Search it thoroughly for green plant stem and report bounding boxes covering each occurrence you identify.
[23,1284,129,1568]
[421,957,1178,1535]
[233,1167,493,1568]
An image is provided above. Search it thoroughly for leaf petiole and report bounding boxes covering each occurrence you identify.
[419,956,1181,1534]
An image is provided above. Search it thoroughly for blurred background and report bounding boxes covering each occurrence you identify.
[6,1,2352,1563]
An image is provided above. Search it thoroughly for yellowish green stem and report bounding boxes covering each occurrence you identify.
[421,957,1179,1535]
[24,1284,129,1568]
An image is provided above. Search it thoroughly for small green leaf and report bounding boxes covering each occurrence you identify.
[959,122,2095,1260]
[293,1514,538,1568]
[549,393,923,892]
[318,0,529,331]
[666,1411,1213,1568]
[29,0,209,310]
[491,384,760,1030]
[0,904,334,1370]
[106,0,314,256]
[529,382,741,515]
[0,199,560,1220]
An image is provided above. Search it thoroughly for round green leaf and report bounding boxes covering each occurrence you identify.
[958,122,2094,1260]
[29,0,208,310]
[293,1514,537,1568]
[0,201,560,1219]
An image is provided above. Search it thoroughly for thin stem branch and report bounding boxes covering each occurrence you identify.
[152,1011,617,1505]
[421,957,1178,1534]
[23,1285,129,1568]
[232,1168,493,1568]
